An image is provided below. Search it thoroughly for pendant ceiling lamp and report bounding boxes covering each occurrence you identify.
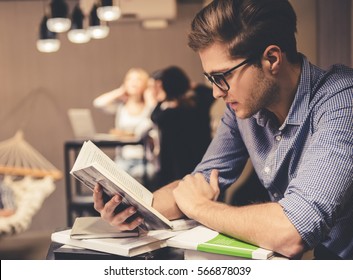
[47,0,71,33]
[67,5,91,44]
[37,15,60,53]
[97,0,121,22]
[89,4,110,39]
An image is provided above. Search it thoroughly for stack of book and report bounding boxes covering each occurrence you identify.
[52,216,197,258]
[52,227,175,258]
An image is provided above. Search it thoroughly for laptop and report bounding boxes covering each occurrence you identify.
[67,108,118,141]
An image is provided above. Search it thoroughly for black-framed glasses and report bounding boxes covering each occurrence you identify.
[203,58,252,91]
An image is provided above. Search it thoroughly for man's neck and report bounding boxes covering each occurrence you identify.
[268,60,302,125]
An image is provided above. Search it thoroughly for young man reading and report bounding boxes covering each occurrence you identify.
[93,0,353,259]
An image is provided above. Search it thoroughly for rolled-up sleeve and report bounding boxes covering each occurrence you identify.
[279,91,353,248]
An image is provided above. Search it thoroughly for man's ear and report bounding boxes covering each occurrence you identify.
[263,45,282,74]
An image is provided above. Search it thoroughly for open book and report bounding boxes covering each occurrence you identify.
[71,140,179,230]
[167,225,274,260]
[70,217,139,239]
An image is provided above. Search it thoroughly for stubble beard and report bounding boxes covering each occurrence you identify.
[240,68,280,119]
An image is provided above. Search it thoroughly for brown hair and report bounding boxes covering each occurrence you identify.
[188,0,301,64]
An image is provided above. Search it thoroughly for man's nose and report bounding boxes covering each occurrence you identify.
[212,85,227,99]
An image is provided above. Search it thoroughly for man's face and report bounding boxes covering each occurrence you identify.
[199,42,279,119]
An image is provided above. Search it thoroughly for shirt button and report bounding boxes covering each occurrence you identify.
[275,135,282,141]
[264,167,271,174]
[273,192,279,198]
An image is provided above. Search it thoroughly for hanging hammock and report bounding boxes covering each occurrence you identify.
[0,131,62,180]
[0,131,62,235]
[0,176,55,234]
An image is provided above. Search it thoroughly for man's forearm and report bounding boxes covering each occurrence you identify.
[152,180,184,220]
[193,200,304,258]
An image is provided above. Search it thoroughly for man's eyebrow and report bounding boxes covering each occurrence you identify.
[207,68,229,75]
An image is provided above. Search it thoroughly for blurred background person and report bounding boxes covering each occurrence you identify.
[93,68,157,184]
[151,66,214,189]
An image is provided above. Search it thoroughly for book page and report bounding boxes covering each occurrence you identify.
[70,217,139,239]
[72,141,153,205]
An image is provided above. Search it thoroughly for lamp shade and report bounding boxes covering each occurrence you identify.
[37,16,60,53]
[89,4,110,39]
[47,0,71,33]
[88,25,109,39]
[67,5,90,44]
[97,0,121,21]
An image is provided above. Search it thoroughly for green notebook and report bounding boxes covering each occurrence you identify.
[167,225,274,260]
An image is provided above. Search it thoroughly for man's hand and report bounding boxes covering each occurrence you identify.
[173,169,220,219]
[93,184,143,231]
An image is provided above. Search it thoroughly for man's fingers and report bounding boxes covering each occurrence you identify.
[100,195,122,219]
[109,206,143,231]
[93,183,142,230]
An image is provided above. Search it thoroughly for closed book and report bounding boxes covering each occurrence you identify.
[54,244,122,260]
[184,249,245,260]
[53,244,157,260]
[167,225,274,260]
[184,249,287,260]
[51,228,177,257]
[70,217,139,239]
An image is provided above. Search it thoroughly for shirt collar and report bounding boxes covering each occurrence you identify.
[253,55,312,129]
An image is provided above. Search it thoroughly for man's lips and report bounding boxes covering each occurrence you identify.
[227,101,239,111]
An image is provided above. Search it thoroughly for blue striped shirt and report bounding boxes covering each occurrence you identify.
[194,56,353,259]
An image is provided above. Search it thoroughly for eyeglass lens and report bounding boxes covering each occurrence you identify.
[213,75,228,89]
[205,74,228,90]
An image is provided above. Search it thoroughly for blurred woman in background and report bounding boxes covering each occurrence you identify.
[151,66,213,188]
[93,68,157,183]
